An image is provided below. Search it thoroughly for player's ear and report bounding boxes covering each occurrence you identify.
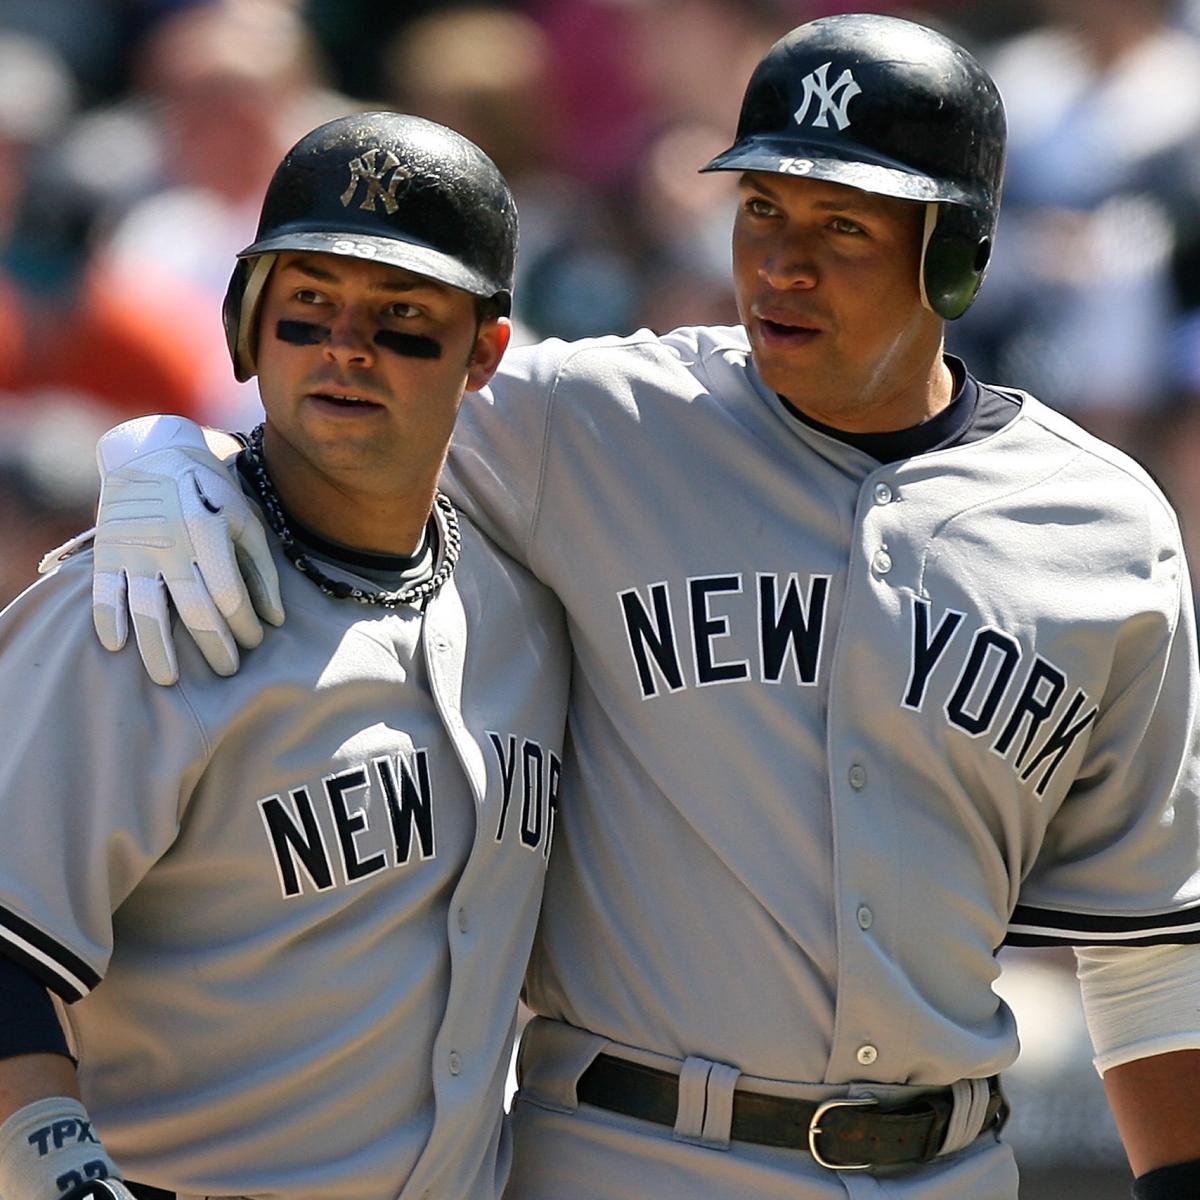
[466,316,512,392]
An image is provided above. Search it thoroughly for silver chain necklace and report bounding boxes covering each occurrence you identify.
[242,424,460,609]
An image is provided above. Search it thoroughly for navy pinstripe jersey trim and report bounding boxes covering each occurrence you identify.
[0,904,99,1001]
[1005,901,1200,948]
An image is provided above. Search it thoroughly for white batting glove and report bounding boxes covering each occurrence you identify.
[87,415,284,685]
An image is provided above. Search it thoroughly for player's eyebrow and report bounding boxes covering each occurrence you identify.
[737,174,883,215]
[281,256,441,294]
[810,198,881,214]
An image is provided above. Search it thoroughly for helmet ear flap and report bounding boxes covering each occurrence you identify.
[921,203,994,320]
[222,255,277,382]
[222,260,252,382]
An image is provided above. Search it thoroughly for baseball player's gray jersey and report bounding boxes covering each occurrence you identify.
[0,499,569,1200]
[438,324,1200,1199]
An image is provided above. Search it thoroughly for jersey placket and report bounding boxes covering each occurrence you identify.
[824,463,910,1084]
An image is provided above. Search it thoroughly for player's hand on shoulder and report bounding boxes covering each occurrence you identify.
[88,414,284,686]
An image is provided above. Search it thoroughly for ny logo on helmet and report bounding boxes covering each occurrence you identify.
[340,148,411,215]
[793,62,861,131]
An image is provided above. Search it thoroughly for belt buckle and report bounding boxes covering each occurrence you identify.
[807,1096,879,1171]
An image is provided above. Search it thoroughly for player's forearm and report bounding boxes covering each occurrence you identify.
[1103,1048,1200,1176]
[0,956,79,1124]
[0,1052,81,1124]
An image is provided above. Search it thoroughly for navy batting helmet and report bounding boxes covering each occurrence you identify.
[701,14,1006,319]
[224,111,518,381]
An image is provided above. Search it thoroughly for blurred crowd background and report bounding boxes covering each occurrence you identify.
[2,0,1198,1193]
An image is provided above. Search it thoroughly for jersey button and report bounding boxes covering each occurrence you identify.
[856,905,873,930]
[448,1051,462,1075]
[873,482,894,505]
[457,906,469,933]
[432,635,450,653]
[848,764,867,790]
[856,1044,878,1066]
[872,549,893,575]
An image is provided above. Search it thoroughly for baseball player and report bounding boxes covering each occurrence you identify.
[0,113,569,1200]
[79,13,1200,1200]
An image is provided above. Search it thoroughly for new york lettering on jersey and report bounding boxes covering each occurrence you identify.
[260,736,560,898]
[618,571,1095,801]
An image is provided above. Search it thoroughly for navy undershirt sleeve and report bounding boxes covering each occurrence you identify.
[0,954,71,1059]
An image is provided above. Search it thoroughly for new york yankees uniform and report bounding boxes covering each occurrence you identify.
[0,487,568,1200]
[436,324,1200,1200]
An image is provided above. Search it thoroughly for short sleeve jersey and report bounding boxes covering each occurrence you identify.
[0,504,569,1200]
[442,324,1200,1087]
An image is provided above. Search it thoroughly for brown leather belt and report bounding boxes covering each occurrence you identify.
[576,1054,1008,1170]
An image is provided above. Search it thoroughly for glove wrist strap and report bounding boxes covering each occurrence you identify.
[97,416,212,474]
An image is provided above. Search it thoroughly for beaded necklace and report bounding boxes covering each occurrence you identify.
[242,424,460,609]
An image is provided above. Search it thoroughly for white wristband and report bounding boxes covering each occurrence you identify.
[96,415,213,474]
[0,1097,122,1199]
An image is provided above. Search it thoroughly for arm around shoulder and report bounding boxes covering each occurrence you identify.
[443,340,576,567]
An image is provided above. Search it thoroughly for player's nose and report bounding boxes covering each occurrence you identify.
[322,307,377,367]
[757,229,820,291]
[759,254,818,290]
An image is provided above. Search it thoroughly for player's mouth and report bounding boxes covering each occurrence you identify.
[306,390,386,413]
[755,316,823,350]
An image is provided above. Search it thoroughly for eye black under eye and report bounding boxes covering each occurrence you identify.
[276,319,327,346]
[374,330,442,359]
